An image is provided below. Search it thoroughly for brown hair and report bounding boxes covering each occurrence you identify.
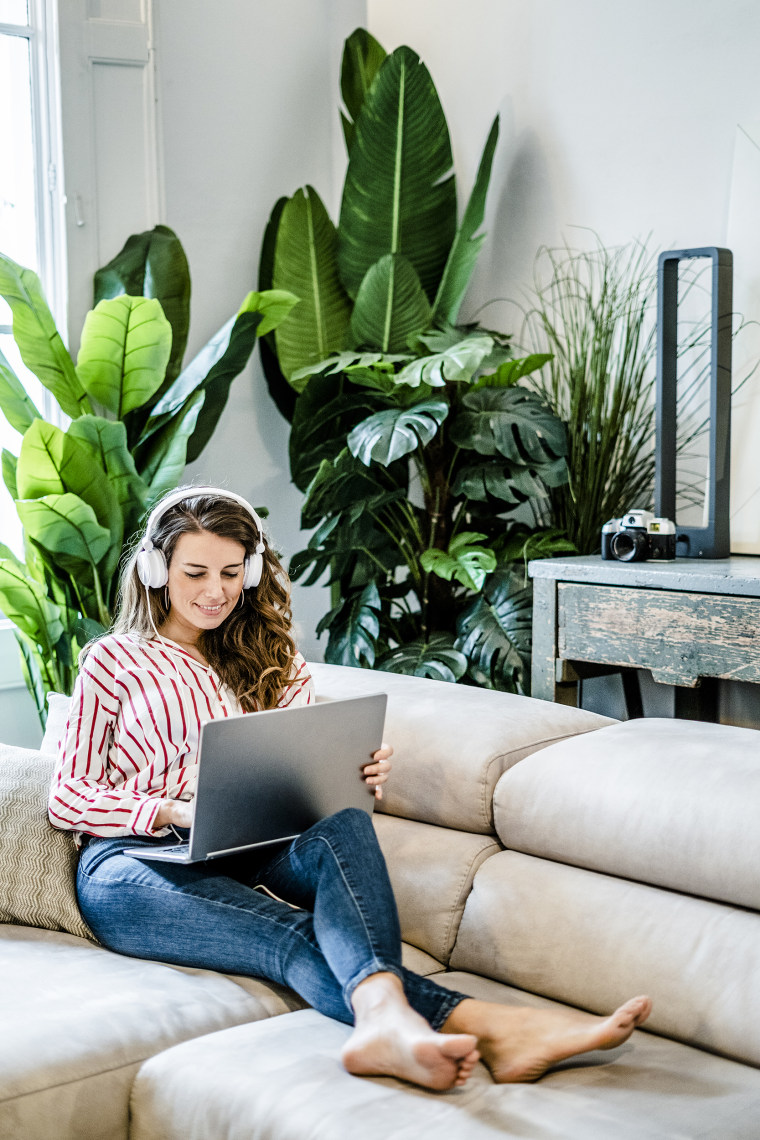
[109,490,302,711]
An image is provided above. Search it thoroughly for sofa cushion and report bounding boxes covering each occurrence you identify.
[39,690,70,754]
[450,850,760,1067]
[493,717,760,908]
[310,662,614,833]
[0,743,94,941]
[374,814,500,964]
[0,924,302,1140]
[129,987,760,1140]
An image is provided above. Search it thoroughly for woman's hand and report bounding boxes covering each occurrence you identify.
[362,742,393,801]
[152,797,194,831]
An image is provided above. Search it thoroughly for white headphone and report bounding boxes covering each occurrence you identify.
[136,486,266,591]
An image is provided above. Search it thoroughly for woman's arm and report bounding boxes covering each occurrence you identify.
[48,641,170,837]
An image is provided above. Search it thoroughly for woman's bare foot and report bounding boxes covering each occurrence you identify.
[342,973,480,1090]
[444,995,652,1083]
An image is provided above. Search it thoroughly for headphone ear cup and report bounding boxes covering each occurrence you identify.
[243,551,263,589]
[137,547,169,589]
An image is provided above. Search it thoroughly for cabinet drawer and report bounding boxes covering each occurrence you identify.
[558,582,760,686]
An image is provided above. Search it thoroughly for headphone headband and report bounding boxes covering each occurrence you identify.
[137,485,266,590]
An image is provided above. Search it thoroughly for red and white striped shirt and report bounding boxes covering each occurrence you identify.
[48,634,313,838]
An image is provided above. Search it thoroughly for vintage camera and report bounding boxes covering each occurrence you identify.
[601,510,677,562]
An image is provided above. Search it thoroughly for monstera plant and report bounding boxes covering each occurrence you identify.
[259,29,573,692]
[0,226,296,724]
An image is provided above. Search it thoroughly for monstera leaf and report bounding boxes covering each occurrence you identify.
[338,46,456,302]
[472,353,553,390]
[289,373,384,491]
[451,386,568,464]
[455,567,534,691]
[376,633,467,682]
[348,399,448,467]
[316,581,382,667]
[421,531,497,592]
[395,332,495,388]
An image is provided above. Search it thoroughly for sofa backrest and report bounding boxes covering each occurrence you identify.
[450,717,760,1067]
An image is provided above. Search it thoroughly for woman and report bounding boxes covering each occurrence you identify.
[50,486,651,1092]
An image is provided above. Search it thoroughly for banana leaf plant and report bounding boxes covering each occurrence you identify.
[0,228,297,725]
[259,29,575,692]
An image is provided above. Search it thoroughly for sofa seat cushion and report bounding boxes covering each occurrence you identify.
[129,977,760,1140]
[449,851,760,1067]
[374,814,500,964]
[310,662,614,833]
[493,717,760,908]
[0,924,302,1140]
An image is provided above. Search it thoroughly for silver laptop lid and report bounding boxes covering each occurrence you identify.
[189,692,387,859]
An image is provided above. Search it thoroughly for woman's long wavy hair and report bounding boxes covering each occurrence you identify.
[109,490,301,711]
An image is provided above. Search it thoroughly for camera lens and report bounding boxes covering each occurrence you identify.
[611,529,647,562]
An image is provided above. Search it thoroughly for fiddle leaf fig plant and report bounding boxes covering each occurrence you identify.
[259,28,573,692]
[0,228,297,725]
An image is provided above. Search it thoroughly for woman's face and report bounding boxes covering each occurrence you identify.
[162,529,247,642]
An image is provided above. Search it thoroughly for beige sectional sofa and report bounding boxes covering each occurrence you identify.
[2,662,760,1139]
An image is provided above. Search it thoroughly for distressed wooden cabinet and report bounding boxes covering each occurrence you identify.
[529,555,760,717]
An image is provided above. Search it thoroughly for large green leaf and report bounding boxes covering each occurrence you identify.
[349,254,431,353]
[432,116,500,326]
[455,567,533,691]
[317,581,382,667]
[338,46,456,303]
[289,372,383,491]
[2,449,18,499]
[472,353,553,390]
[258,197,297,423]
[340,27,387,152]
[0,254,91,419]
[301,446,402,529]
[16,419,121,556]
[140,389,206,500]
[452,460,541,505]
[67,416,149,541]
[451,386,568,463]
[0,558,64,652]
[93,225,191,387]
[421,531,497,592]
[273,186,351,384]
[0,347,41,433]
[77,296,172,417]
[17,494,112,581]
[348,398,448,467]
[376,632,467,682]
[395,332,494,388]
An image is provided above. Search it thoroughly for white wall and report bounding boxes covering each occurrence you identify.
[368,0,760,552]
[154,0,366,658]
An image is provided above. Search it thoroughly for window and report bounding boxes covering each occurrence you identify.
[0,0,66,557]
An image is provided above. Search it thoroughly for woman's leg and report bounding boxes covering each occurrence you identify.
[253,808,466,1028]
[77,835,354,1023]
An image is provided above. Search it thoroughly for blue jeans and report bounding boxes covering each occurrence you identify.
[77,807,467,1029]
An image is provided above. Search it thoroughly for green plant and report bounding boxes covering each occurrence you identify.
[259,29,574,691]
[522,238,755,553]
[522,239,660,555]
[0,227,296,724]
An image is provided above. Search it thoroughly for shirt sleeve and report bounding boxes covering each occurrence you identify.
[48,644,163,838]
[277,652,314,709]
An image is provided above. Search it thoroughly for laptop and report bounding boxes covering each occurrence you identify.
[122,692,387,864]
